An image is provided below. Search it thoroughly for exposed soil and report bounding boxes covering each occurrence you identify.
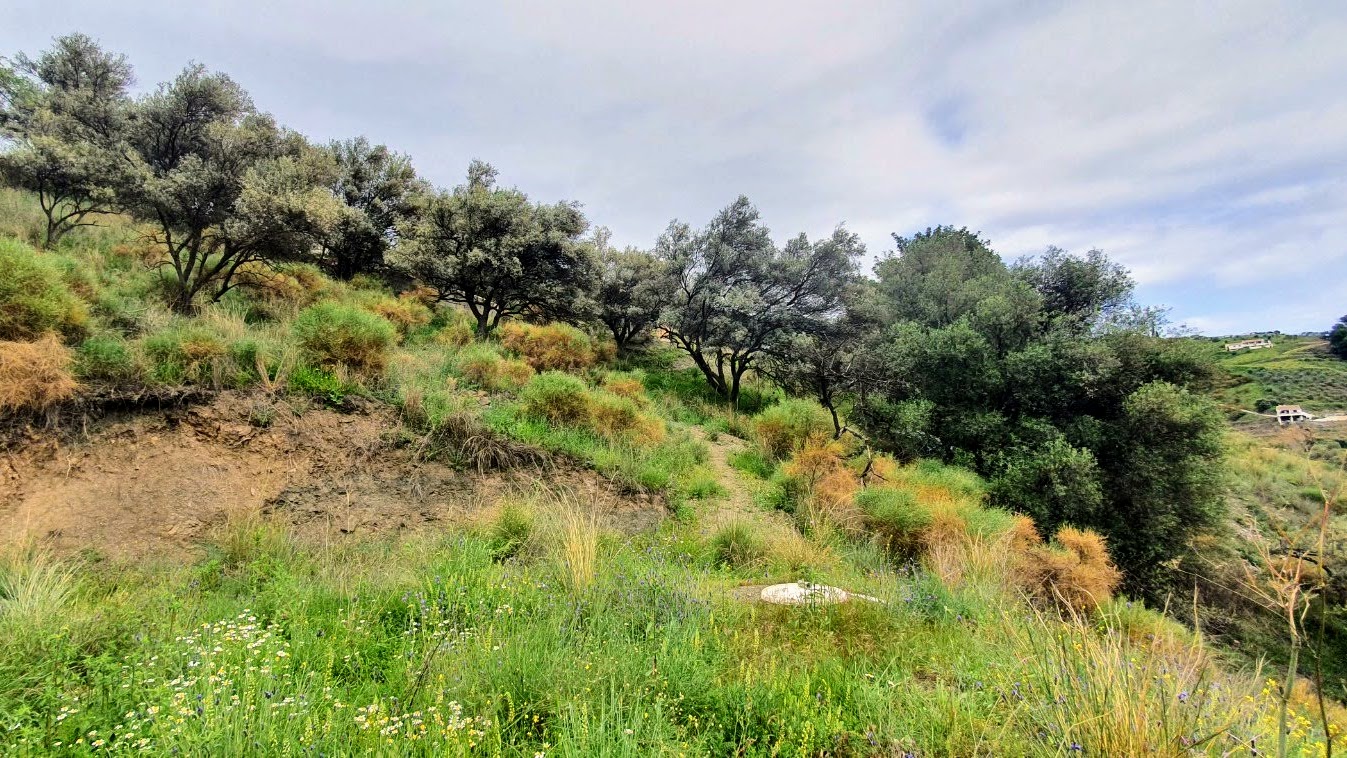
[0,392,663,561]
[690,426,794,540]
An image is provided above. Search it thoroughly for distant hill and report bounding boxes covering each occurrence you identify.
[1207,334,1347,413]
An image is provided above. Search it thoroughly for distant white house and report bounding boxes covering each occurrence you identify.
[1225,338,1273,352]
[1276,405,1313,424]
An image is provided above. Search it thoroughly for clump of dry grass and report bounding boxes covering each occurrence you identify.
[1013,526,1122,612]
[601,375,647,404]
[588,392,665,443]
[0,334,79,412]
[557,503,600,592]
[362,295,432,337]
[783,441,863,535]
[754,398,834,459]
[498,321,602,372]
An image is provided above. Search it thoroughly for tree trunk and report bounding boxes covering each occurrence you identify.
[170,285,197,315]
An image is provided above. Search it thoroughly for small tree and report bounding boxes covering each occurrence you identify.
[592,226,671,353]
[0,33,132,248]
[392,161,597,337]
[658,197,862,405]
[122,65,343,313]
[318,137,425,280]
[1329,315,1347,360]
[760,326,858,438]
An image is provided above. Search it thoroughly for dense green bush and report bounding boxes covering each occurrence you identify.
[755,398,834,458]
[74,334,142,384]
[0,238,89,341]
[520,371,591,424]
[855,488,932,559]
[292,302,396,376]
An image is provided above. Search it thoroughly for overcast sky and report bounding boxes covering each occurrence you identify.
[4,1,1345,335]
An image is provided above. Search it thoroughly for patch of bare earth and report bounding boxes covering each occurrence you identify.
[0,392,662,561]
[689,426,794,540]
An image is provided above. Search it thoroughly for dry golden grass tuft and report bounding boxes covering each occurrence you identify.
[601,376,647,404]
[364,297,432,337]
[784,441,865,535]
[1013,526,1122,613]
[0,334,79,412]
[498,321,600,372]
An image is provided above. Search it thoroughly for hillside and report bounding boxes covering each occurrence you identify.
[1,196,1344,755]
[1209,335,1347,416]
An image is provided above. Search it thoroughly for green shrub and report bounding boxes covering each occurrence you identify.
[710,521,764,568]
[855,487,932,559]
[289,366,351,404]
[0,238,89,341]
[292,302,396,376]
[74,335,141,384]
[755,398,834,458]
[456,343,534,392]
[142,325,229,385]
[729,449,775,479]
[520,371,592,424]
[488,503,536,561]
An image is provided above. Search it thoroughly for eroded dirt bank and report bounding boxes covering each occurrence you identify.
[0,392,661,560]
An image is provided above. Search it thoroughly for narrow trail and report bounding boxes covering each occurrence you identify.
[687,426,795,540]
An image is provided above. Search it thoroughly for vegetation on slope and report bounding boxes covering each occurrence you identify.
[0,31,1344,755]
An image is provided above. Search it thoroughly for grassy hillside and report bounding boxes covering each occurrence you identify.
[1,194,1343,755]
[1207,335,1347,414]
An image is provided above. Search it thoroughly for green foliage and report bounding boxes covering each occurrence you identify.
[709,521,764,568]
[657,197,862,404]
[287,366,351,404]
[0,34,132,249]
[1331,315,1347,359]
[391,161,597,336]
[989,434,1103,530]
[488,503,536,560]
[292,302,396,376]
[317,137,424,280]
[121,65,344,313]
[854,488,932,559]
[74,333,140,383]
[1107,382,1226,595]
[728,448,775,479]
[592,228,671,352]
[754,398,834,458]
[519,371,591,424]
[454,342,533,392]
[0,237,88,340]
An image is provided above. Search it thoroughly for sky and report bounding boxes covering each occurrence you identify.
[3,1,1345,335]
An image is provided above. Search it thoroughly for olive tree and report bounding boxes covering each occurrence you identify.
[318,137,425,280]
[591,226,671,353]
[392,161,597,337]
[658,196,862,405]
[0,33,132,247]
[122,65,343,313]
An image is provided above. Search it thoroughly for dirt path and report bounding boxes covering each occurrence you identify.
[688,427,794,539]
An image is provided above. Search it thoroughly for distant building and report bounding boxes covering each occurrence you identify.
[1276,405,1313,424]
[1225,338,1273,352]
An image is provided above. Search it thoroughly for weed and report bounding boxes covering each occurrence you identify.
[0,334,79,411]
